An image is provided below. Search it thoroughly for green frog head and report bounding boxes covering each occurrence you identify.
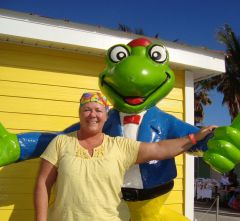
[99,38,175,113]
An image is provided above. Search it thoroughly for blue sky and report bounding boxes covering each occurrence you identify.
[0,0,238,125]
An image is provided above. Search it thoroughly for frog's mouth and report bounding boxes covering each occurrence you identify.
[101,72,171,106]
[124,97,145,105]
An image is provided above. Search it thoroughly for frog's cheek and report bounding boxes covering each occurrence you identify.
[99,76,125,109]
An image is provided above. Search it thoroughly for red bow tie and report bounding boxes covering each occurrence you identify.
[123,115,141,125]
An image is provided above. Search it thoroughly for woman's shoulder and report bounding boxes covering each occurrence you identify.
[104,134,126,143]
[57,131,77,140]
[52,131,78,149]
[103,135,138,148]
[103,135,121,150]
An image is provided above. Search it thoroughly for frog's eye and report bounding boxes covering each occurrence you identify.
[148,45,168,63]
[109,45,130,63]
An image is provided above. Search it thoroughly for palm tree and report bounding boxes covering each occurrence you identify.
[217,24,240,120]
[194,24,240,123]
[194,81,212,125]
[117,24,160,38]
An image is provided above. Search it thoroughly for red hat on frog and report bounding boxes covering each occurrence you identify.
[128,38,152,48]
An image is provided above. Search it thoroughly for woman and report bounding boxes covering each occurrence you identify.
[34,92,215,221]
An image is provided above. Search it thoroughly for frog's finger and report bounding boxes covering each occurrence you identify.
[0,122,9,138]
[203,150,235,173]
[231,112,240,129]
[213,126,240,148]
[207,139,240,164]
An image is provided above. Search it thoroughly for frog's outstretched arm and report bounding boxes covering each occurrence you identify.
[0,122,80,166]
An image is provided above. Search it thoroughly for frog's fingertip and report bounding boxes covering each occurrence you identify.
[0,122,9,137]
[203,152,235,173]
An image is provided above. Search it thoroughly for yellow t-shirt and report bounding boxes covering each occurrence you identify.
[40,132,140,221]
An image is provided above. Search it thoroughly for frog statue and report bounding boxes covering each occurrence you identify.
[0,38,240,221]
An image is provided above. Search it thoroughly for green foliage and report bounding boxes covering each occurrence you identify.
[118,24,145,35]
[194,24,240,123]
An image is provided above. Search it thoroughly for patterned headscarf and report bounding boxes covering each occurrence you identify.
[80,92,109,111]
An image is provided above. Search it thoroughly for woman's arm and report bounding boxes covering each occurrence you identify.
[136,126,216,164]
[34,159,58,221]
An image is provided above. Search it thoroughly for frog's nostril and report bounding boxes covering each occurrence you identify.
[166,72,170,79]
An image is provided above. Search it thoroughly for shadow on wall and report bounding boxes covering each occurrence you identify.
[0,159,40,221]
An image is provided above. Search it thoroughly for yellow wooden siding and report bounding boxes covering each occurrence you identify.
[0,42,186,220]
[0,42,105,76]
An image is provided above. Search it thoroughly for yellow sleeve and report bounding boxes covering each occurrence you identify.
[40,135,63,167]
[115,137,140,170]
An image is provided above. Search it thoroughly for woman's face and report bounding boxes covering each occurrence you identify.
[79,102,107,135]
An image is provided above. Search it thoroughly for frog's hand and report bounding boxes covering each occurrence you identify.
[203,113,240,173]
[0,122,20,167]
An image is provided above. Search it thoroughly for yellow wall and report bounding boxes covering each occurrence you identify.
[157,70,186,214]
[0,42,186,220]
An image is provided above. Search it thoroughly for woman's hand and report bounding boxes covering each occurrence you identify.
[194,125,217,142]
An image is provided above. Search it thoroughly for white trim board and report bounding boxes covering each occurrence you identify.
[184,71,195,221]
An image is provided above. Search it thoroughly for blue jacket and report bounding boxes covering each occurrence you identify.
[103,107,208,189]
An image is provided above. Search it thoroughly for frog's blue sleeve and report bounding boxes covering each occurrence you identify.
[166,113,212,154]
[17,122,80,160]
